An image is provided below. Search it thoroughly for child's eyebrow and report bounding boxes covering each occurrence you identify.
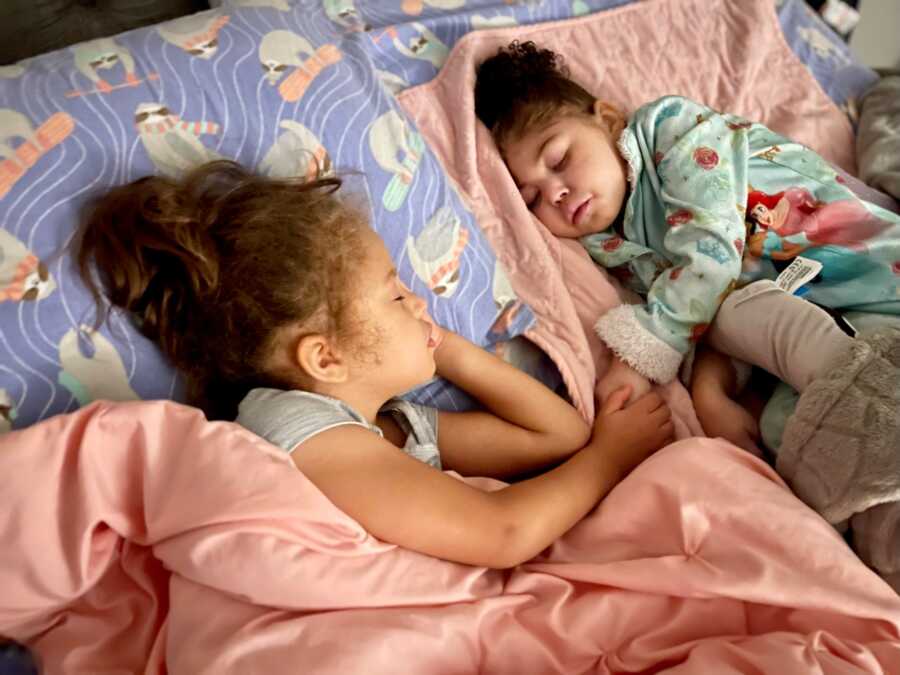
[384,267,398,283]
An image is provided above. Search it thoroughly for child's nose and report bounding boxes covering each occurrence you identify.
[548,184,569,206]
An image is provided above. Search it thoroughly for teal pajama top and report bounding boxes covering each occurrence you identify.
[583,96,900,383]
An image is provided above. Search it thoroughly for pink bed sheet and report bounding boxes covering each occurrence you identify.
[1,400,899,673]
[396,0,857,424]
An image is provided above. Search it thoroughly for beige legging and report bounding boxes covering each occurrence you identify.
[706,280,854,393]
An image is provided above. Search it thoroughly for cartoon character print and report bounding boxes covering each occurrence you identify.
[405,206,469,298]
[324,0,371,32]
[259,120,332,180]
[0,389,15,433]
[391,23,449,69]
[572,0,590,15]
[260,30,314,85]
[376,69,408,96]
[490,260,523,336]
[0,228,56,304]
[368,109,425,211]
[0,108,74,200]
[745,187,893,262]
[797,26,851,65]
[258,30,342,102]
[70,38,140,94]
[58,325,139,406]
[401,0,464,17]
[134,103,223,179]
[157,10,230,60]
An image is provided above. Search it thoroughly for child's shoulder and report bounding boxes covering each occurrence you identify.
[631,95,712,125]
[236,387,374,452]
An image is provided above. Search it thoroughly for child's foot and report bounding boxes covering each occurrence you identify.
[695,386,763,457]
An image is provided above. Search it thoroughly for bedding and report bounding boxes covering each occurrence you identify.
[3,1,900,671]
[396,0,860,419]
[1,399,899,673]
[0,0,881,433]
[857,76,900,202]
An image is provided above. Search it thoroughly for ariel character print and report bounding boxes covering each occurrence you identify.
[745,187,893,261]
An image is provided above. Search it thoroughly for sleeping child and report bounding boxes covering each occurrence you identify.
[474,40,900,455]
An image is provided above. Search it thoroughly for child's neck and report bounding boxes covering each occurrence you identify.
[314,379,391,425]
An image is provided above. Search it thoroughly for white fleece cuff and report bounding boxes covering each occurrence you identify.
[595,305,684,384]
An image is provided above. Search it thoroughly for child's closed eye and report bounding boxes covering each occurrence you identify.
[552,153,568,171]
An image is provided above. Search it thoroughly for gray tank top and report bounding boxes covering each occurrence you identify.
[235,388,441,469]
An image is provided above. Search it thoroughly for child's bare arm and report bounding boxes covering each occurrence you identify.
[434,331,590,478]
[291,387,672,568]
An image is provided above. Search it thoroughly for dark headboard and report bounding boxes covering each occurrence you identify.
[0,0,209,65]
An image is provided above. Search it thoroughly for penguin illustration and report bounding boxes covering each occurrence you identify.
[324,0,371,32]
[0,108,74,199]
[157,11,230,59]
[58,325,139,406]
[0,228,56,303]
[405,206,469,297]
[71,37,139,92]
[259,120,332,180]
[392,22,448,69]
[259,30,316,86]
[368,109,425,211]
[0,389,15,434]
[134,103,223,179]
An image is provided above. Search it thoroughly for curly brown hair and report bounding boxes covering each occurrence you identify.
[76,160,366,420]
[474,41,595,148]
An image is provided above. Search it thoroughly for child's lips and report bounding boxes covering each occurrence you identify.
[572,197,592,226]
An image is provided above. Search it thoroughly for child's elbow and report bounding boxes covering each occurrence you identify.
[479,513,545,569]
[548,418,591,456]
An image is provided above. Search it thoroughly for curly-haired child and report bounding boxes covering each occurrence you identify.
[474,41,900,457]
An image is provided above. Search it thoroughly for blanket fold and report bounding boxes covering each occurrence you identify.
[2,400,900,672]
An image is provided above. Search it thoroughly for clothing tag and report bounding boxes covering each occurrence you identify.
[774,256,823,295]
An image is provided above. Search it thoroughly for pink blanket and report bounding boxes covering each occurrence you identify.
[2,400,899,672]
[396,0,856,425]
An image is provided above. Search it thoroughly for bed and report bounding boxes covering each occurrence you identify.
[1,0,899,672]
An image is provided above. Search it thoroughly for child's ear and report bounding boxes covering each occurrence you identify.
[295,334,350,384]
[592,100,626,136]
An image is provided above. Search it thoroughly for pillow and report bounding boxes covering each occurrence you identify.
[0,0,880,431]
[0,1,542,430]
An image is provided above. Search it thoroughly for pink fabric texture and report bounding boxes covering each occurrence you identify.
[396,0,856,425]
[2,399,900,673]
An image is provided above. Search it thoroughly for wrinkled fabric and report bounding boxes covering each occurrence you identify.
[1,399,899,673]
[397,0,857,420]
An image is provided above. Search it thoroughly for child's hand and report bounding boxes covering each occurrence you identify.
[589,386,674,479]
[596,356,652,405]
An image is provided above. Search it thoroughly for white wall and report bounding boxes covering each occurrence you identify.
[849,0,900,69]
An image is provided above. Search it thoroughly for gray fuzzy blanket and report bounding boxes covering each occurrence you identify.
[778,328,900,591]
[857,76,900,202]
